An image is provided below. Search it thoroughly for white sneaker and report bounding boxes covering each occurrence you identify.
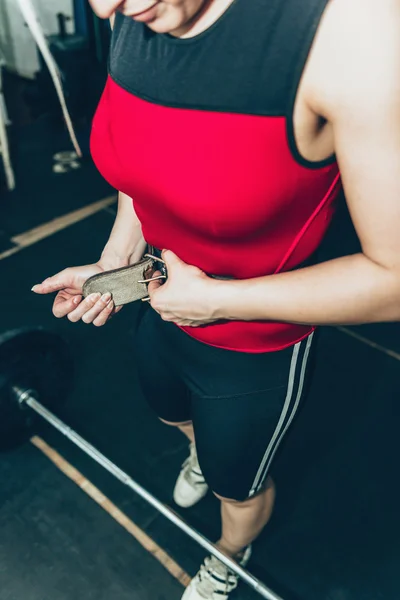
[181,546,252,600]
[173,443,209,508]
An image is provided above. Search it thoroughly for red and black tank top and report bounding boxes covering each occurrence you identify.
[90,0,342,353]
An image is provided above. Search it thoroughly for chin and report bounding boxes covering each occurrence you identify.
[137,9,188,35]
[144,20,172,32]
[145,19,183,34]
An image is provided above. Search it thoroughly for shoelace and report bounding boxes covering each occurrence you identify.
[196,556,239,599]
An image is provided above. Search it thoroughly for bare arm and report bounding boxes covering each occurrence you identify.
[99,191,147,269]
[210,0,400,326]
[98,23,148,268]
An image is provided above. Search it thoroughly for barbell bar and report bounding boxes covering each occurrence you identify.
[1,328,283,600]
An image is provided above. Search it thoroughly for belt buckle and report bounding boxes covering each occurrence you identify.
[145,246,167,277]
[138,246,168,302]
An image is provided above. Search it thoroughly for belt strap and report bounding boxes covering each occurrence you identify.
[82,246,319,307]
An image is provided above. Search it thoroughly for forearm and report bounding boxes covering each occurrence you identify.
[216,253,400,326]
[99,192,146,269]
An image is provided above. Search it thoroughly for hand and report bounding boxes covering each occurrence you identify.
[31,263,122,327]
[147,250,220,327]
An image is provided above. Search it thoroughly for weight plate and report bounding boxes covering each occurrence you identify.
[0,328,74,451]
[53,151,78,163]
[53,163,68,174]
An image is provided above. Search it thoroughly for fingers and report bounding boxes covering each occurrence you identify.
[53,290,120,326]
[32,269,74,295]
[92,298,117,327]
[67,292,113,324]
[161,249,181,267]
[82,294,114,325]
[161,249,190,274]
[53,293,82,319]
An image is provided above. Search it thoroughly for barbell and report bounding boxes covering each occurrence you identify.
[0,327,284,600]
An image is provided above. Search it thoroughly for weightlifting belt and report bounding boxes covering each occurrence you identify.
[83,246,317,307]
[82,246,167,306]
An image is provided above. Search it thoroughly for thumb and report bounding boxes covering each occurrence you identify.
[147,270,163,295]
[31,270,73,295]
[161,249,185,270]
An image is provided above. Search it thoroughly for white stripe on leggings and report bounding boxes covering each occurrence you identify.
[249,333,314,497]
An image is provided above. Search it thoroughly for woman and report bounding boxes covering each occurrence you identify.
[32,1,400,598]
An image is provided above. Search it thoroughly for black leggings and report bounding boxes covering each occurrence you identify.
[134,307,315,501]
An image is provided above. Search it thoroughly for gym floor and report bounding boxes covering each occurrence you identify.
[0,117,399,600]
